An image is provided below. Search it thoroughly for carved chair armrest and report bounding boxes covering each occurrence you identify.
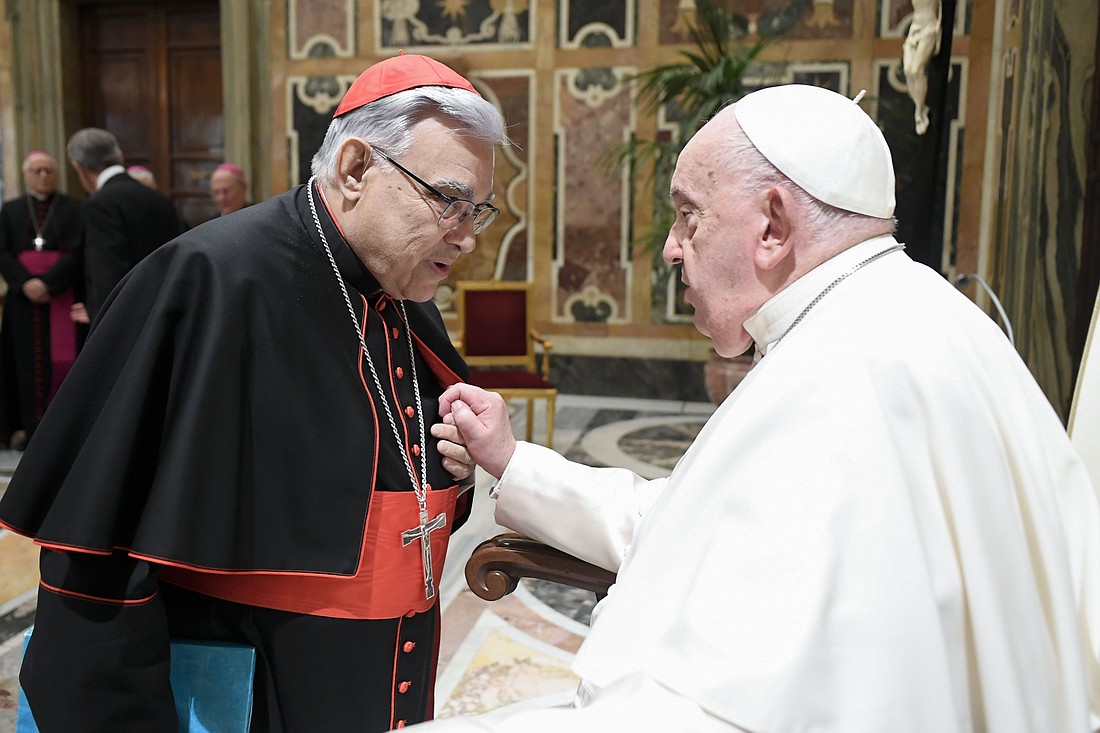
[465,532,616,602]
[529,329,553,378]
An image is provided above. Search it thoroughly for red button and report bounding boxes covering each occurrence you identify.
[391,327,399,339]
[405,610,416,618]
[398,680,412,694]
[404,406,415,418]
[403,641,416,653]
[412,444,421,456]
[378,300,387,311]
[396,722,406,729]
[424,483,431,492]
[395,367,404,379]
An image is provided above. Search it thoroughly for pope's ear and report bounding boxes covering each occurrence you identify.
[754,187,794,270]
[334,138,373,201]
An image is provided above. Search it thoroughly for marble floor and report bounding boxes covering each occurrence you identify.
[0,393,713,730]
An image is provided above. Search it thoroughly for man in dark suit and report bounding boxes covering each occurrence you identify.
[66,128,182,322]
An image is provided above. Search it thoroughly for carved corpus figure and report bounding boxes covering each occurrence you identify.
[902,0,943,135]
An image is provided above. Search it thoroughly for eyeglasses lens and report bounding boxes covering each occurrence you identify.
[440,201,498,234]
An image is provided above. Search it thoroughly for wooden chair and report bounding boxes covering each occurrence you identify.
[454,280,557,448]
[465,532,616,602]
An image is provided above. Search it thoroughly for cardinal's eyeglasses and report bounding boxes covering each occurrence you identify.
[373,148,498,234]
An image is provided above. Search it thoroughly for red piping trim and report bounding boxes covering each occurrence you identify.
[316,184,349,240]
[39,578,158,606]
[356,293,382,573]
[380,297,424,492]
[390,614,404,730]
[413,333,463,389]
[126,550,358,578]
[0,519,110,556]
[35,539,113,556]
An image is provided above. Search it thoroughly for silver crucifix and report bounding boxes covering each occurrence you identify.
[401,508,447,600]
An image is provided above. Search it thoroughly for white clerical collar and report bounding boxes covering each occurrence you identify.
[745,235,900,358]
[96,164,126,190]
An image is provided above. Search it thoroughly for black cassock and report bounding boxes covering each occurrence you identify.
[0,184,474,732]
[0,192,83,442]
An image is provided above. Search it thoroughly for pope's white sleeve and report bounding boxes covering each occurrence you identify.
[491,441,667,573]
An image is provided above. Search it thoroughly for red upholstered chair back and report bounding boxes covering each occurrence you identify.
[454,280,557,446]
[456,281,536,371]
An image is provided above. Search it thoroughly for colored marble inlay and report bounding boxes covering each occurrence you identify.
[443,73,532,294]
[554,69,633,324]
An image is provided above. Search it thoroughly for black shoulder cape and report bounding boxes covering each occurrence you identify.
[0,185,470,575]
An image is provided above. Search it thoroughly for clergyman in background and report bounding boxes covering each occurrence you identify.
[0,151,83,450]
[209,162,250,217]
[66,127,183,324]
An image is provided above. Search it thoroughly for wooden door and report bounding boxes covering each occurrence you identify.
[80,1,222,227]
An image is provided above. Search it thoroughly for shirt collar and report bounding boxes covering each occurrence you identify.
[745,235,899,357]
[96,164,126,190]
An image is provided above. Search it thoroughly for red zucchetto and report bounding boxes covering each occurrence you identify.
[333,52,479,118]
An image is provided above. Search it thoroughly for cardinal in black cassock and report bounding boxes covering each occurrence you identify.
[0,54,507,732]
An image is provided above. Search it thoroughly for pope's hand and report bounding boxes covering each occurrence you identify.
[437,383,516,479]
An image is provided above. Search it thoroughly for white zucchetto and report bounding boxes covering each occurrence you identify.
[733,84,897,219]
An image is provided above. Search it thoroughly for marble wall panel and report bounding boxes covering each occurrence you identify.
[376,0,533,48]
[286,75,355,187]
[553,68,634,324]
[658,0,855,44]
[287,0,355,58]
[437,72,533,314]
[559,0,635,49]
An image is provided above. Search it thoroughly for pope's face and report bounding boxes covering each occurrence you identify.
[24,154,59,198]
[343,116,495,302]
[210,171,247,215]
[663,119,768,358]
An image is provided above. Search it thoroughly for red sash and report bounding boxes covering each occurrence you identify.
[17,250,76,402]
[158,486,459,619]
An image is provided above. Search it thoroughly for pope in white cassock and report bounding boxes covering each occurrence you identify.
[424,84,1100,732]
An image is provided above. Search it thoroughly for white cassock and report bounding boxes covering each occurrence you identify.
[416,236,1100,732]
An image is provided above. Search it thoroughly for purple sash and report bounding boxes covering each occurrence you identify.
[17,250,76,402]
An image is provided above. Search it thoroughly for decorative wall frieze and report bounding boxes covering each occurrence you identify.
[377,0,533,49]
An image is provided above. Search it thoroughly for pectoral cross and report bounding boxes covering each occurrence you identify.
[401,508,447,600]
[33,236,45,251]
